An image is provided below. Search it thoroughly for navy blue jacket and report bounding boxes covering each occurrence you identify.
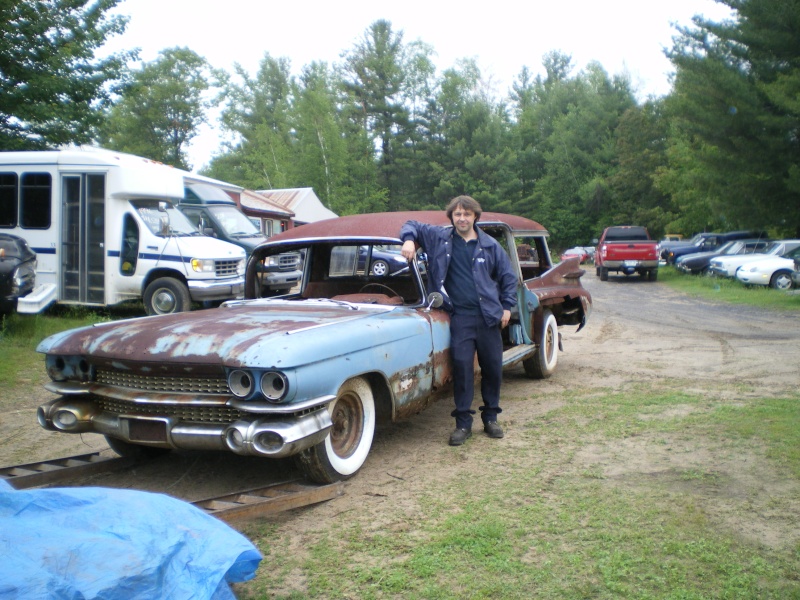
[400,220,518,327]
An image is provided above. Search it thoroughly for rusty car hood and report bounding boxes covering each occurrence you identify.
[37,299,417,368]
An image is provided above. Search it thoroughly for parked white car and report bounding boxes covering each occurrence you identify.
[708,240,800,278]
[735,246,800,290]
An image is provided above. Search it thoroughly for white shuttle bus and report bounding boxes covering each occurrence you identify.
[0,147,246,315]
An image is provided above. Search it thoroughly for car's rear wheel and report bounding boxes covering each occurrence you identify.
[770,270,793,290]
[104,435,170,459]
[294,377,376,483]
[600,267,609,281]
[648,269,658,281]
[523,310,559,379]
[370,260,389,276]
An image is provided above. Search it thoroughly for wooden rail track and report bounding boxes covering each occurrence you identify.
[0,452,344,520]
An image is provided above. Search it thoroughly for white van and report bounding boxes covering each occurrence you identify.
[0,147,246,315]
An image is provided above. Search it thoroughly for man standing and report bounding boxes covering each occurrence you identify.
[400,196,518,446]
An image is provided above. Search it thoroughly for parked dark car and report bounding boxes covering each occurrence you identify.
[663,230,768,264]
[675,239,771,275]
[358,245,410,276]
[0,234,36,315]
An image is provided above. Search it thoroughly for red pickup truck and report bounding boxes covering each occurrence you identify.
[595,226,660,281]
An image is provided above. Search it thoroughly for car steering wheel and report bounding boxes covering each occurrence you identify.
[358,283,400,298]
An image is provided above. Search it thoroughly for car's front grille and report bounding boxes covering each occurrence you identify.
[277,253,300,270]
[215,259,241,277]
[97,397,244,423]
[96,369,229,395]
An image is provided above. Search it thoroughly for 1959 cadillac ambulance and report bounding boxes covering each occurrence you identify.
[37,211,591,483]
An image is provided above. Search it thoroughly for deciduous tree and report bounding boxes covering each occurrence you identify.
[99,47,211,170]
[0,0,132,149]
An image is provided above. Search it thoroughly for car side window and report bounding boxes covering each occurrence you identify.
[328,244,408,279]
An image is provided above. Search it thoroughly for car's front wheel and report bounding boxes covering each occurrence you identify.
[770,270,793,290]
[523,310,559,379]
[294,377,376,483]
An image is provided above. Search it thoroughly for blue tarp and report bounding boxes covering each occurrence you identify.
[0,480,262,599]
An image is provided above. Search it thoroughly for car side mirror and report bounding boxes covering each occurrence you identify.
[425,292,444,311]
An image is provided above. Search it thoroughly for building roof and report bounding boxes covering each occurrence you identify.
[255,187,337,224]
[239,189,294,218]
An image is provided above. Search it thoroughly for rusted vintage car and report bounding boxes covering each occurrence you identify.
[36,211,591,483]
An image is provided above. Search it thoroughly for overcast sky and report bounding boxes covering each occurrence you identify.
[103,0,734,171]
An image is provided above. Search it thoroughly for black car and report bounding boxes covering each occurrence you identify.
[0,234,36,315]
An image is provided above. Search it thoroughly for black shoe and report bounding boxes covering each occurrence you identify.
[484,421,504,439]
[449,428,472,446]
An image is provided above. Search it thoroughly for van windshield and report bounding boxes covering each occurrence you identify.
[131,200,199,237]
[208,205,263,238]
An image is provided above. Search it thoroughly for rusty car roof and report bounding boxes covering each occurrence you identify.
[267,211,547,244]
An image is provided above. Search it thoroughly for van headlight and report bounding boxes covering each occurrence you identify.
[191,258,215,273]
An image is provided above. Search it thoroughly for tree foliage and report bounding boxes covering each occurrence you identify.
[662,0,800,236]
[0,0,133,149]
[98,47,212,170]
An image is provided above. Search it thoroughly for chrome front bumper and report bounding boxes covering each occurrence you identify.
[37,396,333,458]
[188,276,245,301]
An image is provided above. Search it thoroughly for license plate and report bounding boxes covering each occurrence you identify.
[623,260,639,267]
[126,419,168,442]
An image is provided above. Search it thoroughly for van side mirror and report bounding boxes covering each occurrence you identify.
[159,215,170,236]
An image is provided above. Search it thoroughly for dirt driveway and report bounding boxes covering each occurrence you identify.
[3,270,799,547]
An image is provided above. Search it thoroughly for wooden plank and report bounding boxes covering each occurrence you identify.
[0,453,135,489]
[193,480,345,522]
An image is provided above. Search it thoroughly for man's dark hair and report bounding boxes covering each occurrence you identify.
[446,195,482,222]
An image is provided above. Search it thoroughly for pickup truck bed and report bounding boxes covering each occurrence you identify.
[595,226,659,281]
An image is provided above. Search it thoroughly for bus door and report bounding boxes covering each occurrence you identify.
[61,173,106,304]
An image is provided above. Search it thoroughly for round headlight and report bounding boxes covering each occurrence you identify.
[228,370,254,398]
[260,371,288,401]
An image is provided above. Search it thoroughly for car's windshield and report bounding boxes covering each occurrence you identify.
[209,206,263,238]
[718,241,738,254]
[783,246,800,259]
[131,200,199,237]
[687,233,705,244]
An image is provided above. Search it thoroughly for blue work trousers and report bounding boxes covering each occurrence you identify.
[449,313,504,430]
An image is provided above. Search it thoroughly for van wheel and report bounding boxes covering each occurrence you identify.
[523,310,559,379]
[294,377,376,483]
[144,277,191,315]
